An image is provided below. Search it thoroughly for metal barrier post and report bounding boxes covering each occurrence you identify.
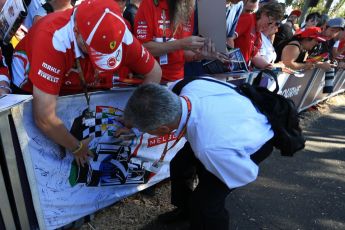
[0,160,16,229]
[0,110,30,230]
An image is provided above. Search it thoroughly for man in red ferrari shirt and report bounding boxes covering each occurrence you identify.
[234,2,284,68]
[11,0,162,166]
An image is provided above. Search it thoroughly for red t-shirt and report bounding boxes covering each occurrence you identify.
[235,13,262,63]
[12,9,155,95]
[337,40,345,58]
[134,0,193,82]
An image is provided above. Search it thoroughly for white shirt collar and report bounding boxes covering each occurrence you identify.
[175,97,188,137]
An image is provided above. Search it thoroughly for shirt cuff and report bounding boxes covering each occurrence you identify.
[0,75,10,84]
[131,127,143,137]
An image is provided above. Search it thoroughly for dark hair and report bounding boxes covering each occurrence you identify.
[256,2,284,21]
[123,3,138,28]
[306,12,321,22]
[167,0,194,31]
[318,14,329,27]
[292,36,314,42]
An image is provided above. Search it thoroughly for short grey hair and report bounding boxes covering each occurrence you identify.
[124,83,181,132]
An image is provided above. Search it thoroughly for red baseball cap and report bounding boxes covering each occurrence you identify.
[290,9,301,17]
[75,0,133,72]
[295,27,327,42]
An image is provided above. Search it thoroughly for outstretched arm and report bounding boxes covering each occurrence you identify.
[33,86,93,166]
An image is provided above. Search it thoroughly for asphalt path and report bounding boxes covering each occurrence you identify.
[227,104,345,230]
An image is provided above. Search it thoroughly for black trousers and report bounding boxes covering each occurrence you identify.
[170,140,273,230]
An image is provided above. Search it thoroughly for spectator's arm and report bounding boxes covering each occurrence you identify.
[0,79,11,95]
[32,86,80,152]
[184,39,230,63]
[332,46,345,59]
[226,37,235,49]
[251,55,273,69]
[32,86,94,167]
[315,61,336,70]
[142,60,162,84]
[143,36,205,57]
[281,45,314,70]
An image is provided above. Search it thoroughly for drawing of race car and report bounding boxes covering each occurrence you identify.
[69,143,149,187]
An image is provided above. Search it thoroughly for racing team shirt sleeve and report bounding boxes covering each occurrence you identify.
[123,36,156,75]
[133,0,155,43]
[28,30,66,95]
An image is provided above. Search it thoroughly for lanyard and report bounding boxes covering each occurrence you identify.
[76,58,101,118]
[157,95,192,162]
[76,58,95,118]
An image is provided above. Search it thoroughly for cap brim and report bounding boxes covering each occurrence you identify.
[313,36,327,42]
[87,43,123,72]
[329,25,345,30]
[291,10,301,17]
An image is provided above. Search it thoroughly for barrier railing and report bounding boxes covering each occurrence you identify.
[1,68,345,229]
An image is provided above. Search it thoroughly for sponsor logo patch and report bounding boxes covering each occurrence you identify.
[42,62,61,74]
[38,69,59,83]
[147,133,177,147]
[136,29,146,35]
[110,41,116,50]
[107,57,117,68]
[137,35,146,39]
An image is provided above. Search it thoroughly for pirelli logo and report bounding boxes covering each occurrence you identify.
[38,69,59,83]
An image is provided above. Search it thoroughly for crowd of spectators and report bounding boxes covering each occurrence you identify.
[2,0,345,96]
[1,0,345,229]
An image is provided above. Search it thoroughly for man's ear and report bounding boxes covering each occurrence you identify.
[156,125,172,135]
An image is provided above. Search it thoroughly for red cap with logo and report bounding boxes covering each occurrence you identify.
[290,9,301,17]
[75,0,133,71]
[295,27,327,42]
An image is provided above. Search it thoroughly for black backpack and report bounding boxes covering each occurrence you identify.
[172,72,306,157]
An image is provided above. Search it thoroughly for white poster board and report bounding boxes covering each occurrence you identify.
[12,89,185,229]
[198,0,227,52]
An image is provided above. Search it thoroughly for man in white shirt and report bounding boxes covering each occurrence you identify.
[123,78,274,230]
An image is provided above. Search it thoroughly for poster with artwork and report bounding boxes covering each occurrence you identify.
[12,89,186,229]
[0,0,27,44]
